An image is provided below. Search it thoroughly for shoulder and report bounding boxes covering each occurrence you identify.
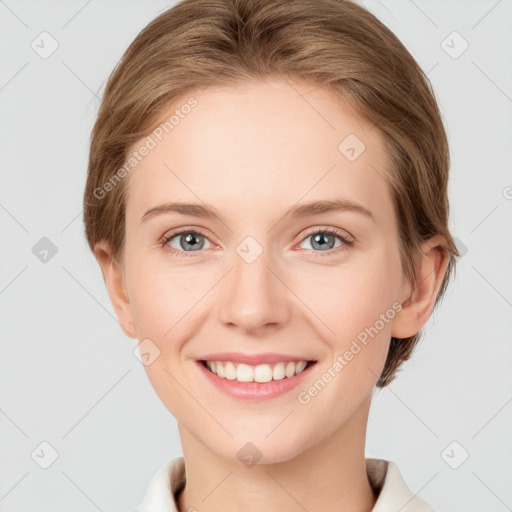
[133,457,185,512]
[366,458,436,512]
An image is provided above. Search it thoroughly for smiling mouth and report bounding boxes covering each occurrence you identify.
[200,359,317,383]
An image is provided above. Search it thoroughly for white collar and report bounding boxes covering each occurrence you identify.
[134,457,435,512]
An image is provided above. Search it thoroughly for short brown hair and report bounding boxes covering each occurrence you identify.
[83,0,460,387]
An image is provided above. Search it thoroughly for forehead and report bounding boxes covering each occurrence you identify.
[124,78,393,224]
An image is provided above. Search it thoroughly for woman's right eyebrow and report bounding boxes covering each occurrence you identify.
[140,199,376,225]
[141,202,220,223]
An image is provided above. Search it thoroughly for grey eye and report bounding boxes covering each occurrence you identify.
[167,232,213,252]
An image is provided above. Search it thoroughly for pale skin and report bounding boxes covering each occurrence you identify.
[95,78,449,512]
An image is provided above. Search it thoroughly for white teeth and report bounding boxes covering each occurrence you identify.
[205,360,311,382]
[285,362,295,378]
[295,360,307,373]
[237,363,254,382]
[216,362,225,378]
[225,362,236,380]
[273,363,285,380]
[253,364,272,383]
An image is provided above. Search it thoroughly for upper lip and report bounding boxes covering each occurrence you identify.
[198,352,317,365]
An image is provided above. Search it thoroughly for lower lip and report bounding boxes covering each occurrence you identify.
[196,361,317,401]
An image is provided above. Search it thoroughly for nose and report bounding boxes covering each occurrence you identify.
[218,243,291,335]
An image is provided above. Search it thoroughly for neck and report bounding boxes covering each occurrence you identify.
[176,395,377,512]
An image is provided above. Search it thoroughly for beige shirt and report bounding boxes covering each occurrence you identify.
[134,457,435,512]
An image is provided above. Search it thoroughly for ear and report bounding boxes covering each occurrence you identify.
[94,241,137,339]
[391,234,450,339]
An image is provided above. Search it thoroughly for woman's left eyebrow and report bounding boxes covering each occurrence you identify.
[285,199,376,224]
[140,199,376,224]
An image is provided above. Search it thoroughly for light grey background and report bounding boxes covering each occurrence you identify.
[1,0,511,510]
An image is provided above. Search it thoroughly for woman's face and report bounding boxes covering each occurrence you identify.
[114,78,414,463]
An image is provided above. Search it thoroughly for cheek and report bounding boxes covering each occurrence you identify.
[128,265,197,340]
[290,262,399,417]
[291,253,402,396]
[294,256,401,341]
[126,264,200,415]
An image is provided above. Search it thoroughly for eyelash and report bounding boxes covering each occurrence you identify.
[159,227,354,258]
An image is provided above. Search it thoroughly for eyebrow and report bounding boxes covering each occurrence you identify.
[141,198,376,224]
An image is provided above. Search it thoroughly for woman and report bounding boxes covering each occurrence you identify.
[83,0,459,510]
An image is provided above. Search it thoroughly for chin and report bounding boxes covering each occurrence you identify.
[222,434,310,467]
